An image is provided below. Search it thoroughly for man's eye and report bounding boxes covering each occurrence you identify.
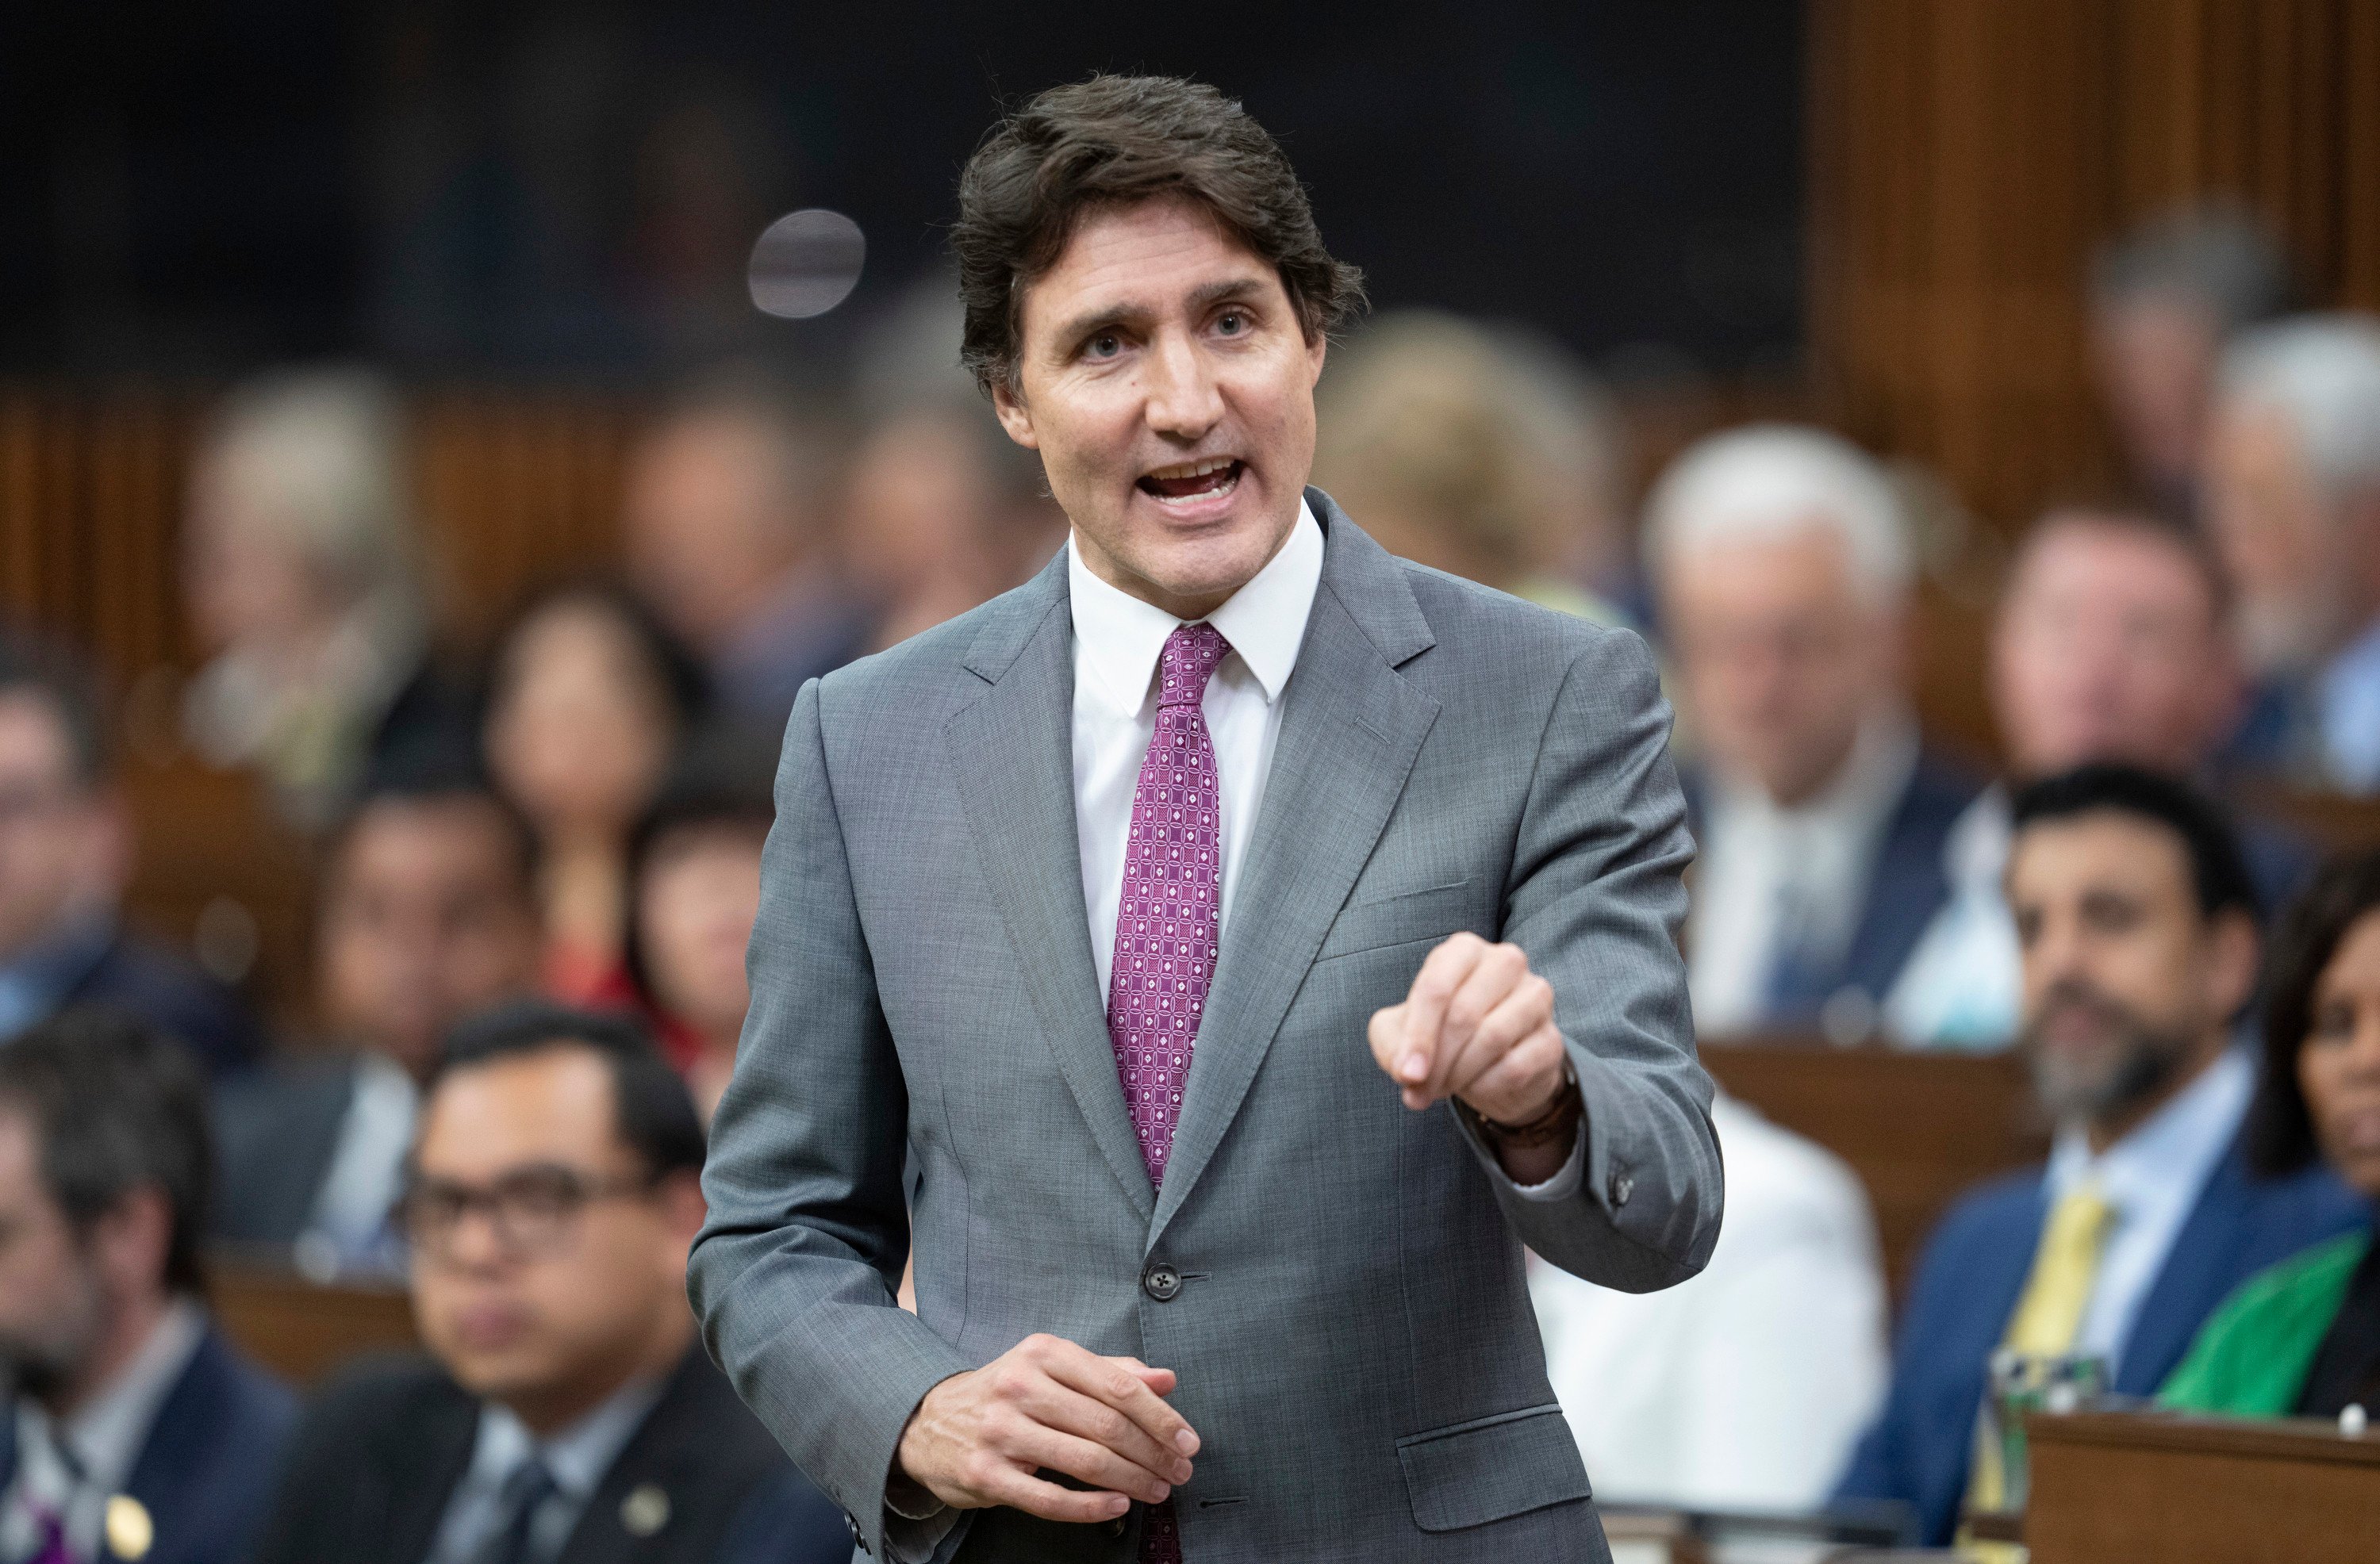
[1216,311,1246,335]
[1086,333,1122,358]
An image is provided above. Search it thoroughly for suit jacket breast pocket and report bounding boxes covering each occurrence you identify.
[1313,879,1476,964]
[1396,1404,1592,1532]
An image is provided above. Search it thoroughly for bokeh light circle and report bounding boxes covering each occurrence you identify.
[748,209,866,320]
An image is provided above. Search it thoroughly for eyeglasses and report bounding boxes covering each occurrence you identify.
[393,1163,659,1263]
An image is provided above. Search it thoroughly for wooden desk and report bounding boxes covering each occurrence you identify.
[2024,1410,2380,1564]
[1702,1042,2044,1304]
[212,1259,418,1385]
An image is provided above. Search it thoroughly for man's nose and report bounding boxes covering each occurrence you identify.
[1142,330,1223,440]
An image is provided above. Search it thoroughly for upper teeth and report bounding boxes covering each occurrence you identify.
[1148,458,1235,481]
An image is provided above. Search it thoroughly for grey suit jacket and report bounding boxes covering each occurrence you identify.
[690,493,1723,1563]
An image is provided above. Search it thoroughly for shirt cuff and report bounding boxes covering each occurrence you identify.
[881,1501,961,1563]
[1508,1119,1588,1202]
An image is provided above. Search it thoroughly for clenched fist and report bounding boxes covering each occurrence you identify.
[1368,933,1580,1183]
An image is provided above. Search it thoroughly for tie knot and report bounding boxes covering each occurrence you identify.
[1157,623,1230,709]
[503,1455,561,1512]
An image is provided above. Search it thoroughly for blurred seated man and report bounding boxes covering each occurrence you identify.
[1312,309,1630,623]
[1644,425,1977,1040]
[2088,204,2291,524]
[620,372,869,730]
[2204,312,2380,792]
[0,1008,295,1564]
[1833,765,2367,1546]
[0,634,256,1073]
[2162,849,2380,1417]
[248,1002,847,1564]
[626,727,776,1121]
[213,758,540,1275]
[1530,1093,1887,1513]
[178,369,430,830]
[1887,508,2312,1048]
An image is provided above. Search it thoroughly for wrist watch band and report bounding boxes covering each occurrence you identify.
[1464,1059,1582,1151]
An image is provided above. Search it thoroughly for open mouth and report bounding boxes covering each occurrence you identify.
[1137,458,1244,506]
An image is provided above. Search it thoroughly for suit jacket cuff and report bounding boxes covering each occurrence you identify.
[1507,1117,1588,1202]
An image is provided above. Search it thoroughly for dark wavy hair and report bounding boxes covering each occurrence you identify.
[951,74,1366,397]
[2248,849,2380,1175]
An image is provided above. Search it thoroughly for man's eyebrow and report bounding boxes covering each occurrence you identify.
[1045,274,1276,351]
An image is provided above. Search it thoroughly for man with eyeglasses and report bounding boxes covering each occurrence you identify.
[248,1002,846,1564]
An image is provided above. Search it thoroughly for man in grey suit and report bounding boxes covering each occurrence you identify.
[690,75,1723,1563]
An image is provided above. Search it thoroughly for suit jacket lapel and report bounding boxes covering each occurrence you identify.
[946,553,1157,1222]
[1151,500,1439,1244]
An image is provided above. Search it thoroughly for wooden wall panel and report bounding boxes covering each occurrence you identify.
[1810,0,2380,757]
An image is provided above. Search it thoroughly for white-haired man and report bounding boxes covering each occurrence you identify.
[1645,425,1978,1041]
[2205,312,2380,794]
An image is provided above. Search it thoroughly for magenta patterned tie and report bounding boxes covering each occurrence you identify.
[1105,622,1226,1564]
[1106,621,1230,1191]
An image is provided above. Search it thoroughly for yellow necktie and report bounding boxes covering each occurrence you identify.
[2003,1185,2117,1358]
[1962,1185,2116,1554]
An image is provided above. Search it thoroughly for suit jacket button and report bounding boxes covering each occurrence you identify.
[1610,1172,1634,1208]
[1107,1516,1128,1537]
[1142,1262,1182,1301]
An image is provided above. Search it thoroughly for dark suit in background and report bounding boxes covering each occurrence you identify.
[4,921,258,1078]
[0,1327,294,1564]
[210,1055,373,1251]
[1833,1133,2368,1543]
[248,1344,846,1564]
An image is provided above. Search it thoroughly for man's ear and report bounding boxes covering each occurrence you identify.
[990,375,1039,450]
[91,1186,174,1301]
[1306,327,1328,386]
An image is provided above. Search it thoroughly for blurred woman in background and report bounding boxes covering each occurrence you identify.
[180,368,428,828]
[480,581,704,1006]
[626,724,776,1119]
[2161,849,2380,1416]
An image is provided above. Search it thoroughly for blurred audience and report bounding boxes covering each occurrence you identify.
[0,634,256,1074]
[843,404,1017,654]
[2163,849,2380,1417]
[481,581,704,1006]
[0,1009,294,1564]
[248,1002,846,1564]
[1643,425,1976,1041]
[1313,309,1628,621]
[620,374,867,727]
[1886,508,2309,1048]
[213,760,541,1275]
[1531,1093,1886,1513]
[625,727,776,1120]
[1835,766,2366,1546]
[178,370,429,829]
[2204,312,2380,793]
[2089,205,2291,523]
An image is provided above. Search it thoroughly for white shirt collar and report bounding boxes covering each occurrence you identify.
[2046,1042,2254,1212]
[470,1370,666,1503]
[20,1298,205,1497]
[1066,498,1324,718]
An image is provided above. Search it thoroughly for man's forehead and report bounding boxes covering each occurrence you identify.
[2008,811,2193,898]
[1025,199,1279,327]
[416,1048,624,1171]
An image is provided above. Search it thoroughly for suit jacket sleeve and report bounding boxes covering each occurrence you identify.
[687,679,974,1559]
[1457,628,1722,1292]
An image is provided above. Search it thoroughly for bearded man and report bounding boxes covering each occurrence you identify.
[1833,763,2367,1546]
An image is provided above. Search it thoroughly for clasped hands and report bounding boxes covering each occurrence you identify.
[891,933,1573,1524]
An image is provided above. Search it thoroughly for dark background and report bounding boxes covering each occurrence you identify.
[0,1,1803,381]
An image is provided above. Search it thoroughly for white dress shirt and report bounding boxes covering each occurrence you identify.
[2043,1044,2254,1376]
[1067,502,1581,1200]
[1882,785,2021,1051]
[0,1301,205,1564]
[1529,1096,1887,1514]
[1069,502,1324,996]
[1687,709,1920,1035]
